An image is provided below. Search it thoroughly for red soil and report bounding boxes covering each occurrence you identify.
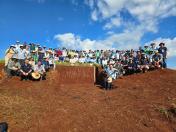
[0,64,176,132]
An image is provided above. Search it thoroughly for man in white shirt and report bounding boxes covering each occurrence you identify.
[34,61,46,80]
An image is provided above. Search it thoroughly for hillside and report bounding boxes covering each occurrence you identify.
[0,64,176,132]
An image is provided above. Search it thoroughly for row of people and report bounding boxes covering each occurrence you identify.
[4,41,167,83]
[7,57,46,81]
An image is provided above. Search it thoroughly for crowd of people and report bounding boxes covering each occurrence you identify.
[4,41,167,86]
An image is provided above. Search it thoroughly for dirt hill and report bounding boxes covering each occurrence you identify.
[0,64,176,132]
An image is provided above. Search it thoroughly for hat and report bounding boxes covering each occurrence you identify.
[31,72,41,80]
[151,43,155,45]
[10,45,16,48]
[16,41,20,43]
[155,50,158,53]
[159,42,165,46]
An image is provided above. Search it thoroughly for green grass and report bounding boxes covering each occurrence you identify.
[56,61,100,67]
[0,59,101,67]
[0,59,5,63]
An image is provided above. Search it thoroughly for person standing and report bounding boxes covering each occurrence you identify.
[17,45,27,65]
[4,45,16,67]
[158,43,167,68]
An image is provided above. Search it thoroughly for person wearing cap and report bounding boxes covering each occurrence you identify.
[24,45,31,59]
[30,43,36,52]
[34,61,46,80]
[152,51,163,68]
[144,45,150,55]
[17,45,27,65]
[38,47,45,62]
[104,64,117,90]
[7,57,21,77]
[150,43,158,52]
[158,42,167,68]
[20,59,32,81]
[15,41,20,50]
[31,50,38,64]
[114,60,124,78]
[29,57,35,70]
[140,53,150,72]
[127,58,136,74]
[5,45,16,67]
[42,57,50,72]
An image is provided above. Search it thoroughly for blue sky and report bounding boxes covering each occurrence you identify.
[0,0,176,68]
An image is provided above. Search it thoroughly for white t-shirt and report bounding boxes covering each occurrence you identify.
[34,65,45,74]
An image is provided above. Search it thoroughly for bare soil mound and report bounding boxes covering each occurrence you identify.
[0,65,176,132]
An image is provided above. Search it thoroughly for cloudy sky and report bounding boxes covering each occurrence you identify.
[0,0,176,68]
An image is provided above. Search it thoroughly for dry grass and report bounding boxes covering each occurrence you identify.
[0,60,4,63]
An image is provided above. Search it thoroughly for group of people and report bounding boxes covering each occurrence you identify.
[101,43,167,90]
[4,41,167,84]
[5,41,55,80]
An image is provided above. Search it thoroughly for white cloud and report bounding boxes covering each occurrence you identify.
[54,0,176,59]
[85,0,176,32]
[104,16,121,29]
[54,33,176,59]
[91,10,98,21]
[54,31,141,51]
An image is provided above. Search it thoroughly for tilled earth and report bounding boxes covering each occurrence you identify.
[0,64,176,132]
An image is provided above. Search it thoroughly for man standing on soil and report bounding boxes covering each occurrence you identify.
[5,45,16,68]
[20,59,32,81]
[158,43,167,68]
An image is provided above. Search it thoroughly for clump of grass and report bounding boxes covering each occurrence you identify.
[155,104,176,121]
[0,59,5,64]
[157,107,170,119]
[56,61,100,67]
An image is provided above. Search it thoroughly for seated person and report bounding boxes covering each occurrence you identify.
[70,55,78,64]
[152,51,163,68]
[89,56,97,63]
[114,61,125,78]
[28,57,35,70]
[7,57,21,77]
[140,53,150,73]
[42,57,50,72]
[34,61,46,80]
[127,58,136,75]
[20,59,32,81]
[78,56,86,63]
